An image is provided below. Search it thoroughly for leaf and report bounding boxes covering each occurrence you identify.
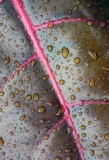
[0,0,109,160]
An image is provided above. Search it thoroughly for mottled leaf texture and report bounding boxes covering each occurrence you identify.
[0,0,109,160]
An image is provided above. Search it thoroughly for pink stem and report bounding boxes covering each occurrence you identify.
[0,53,38,92]
[30,117,67,158]
[67,100,109,107]
[12,1,86,159]
[33,17,101,30]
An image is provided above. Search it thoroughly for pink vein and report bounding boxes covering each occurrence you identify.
[12,1,86,160]
[33,17,102,30]
[30,117,66,158]
[67,100,109,107]
[0,54,38,92]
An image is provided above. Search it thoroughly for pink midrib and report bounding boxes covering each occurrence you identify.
[1,0,108,160]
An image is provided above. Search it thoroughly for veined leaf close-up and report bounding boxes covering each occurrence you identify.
[0,0,109,160]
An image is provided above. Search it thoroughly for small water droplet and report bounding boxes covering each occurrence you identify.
[26,94,32,100]
[33,93,39,101]
[70,95,76,100]
[14,101,20,108]
[0,91,4,96]
[89,78,95,87]
[0,137,4,146]
[59,79,65,85]
[4,56,10,64]
[61,47,69,59]
[38,106,46,114]
[87,21,93,26]
[44,134,49,140]
[102,67,109,72]
[56,108,64,116]
[74,57,80,64]
[90,150,95,156]
[104,133,109,140]
[19,114,26,121]
[47,45,53,52]
[55,156,61,160]
[88,51,98,61]
[81,125,86,130]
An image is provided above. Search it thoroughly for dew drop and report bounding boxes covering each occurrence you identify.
[0,91,4,96]
[33,93,39,101]
[48,22,54,28]
[90,150,95,156]
[38,106,46,114]
[19,114,26,121]
[10,92,15,98]
[74,57,80,64]
[61,47,69,59]
[87,21,93,26]
[55,156,61,160]
[59,79,65,85]
[0,137,4,146]
[81,125,86,130]
[102,67,109,72]
[47,45,53,52]
[26,94,32,100]
[44,134,49,140]
[56,108,64,116]
[70,95,76,100]
[89,78,95,87]
[14,101,20,108]
[14,60,20,67]
[88,51,98,61]
[104,133,109,140]
[4,56,10,64]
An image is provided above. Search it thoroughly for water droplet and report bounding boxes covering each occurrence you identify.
[26,94,32,100]
[14,60,20,67]
[74,57,80,64]
[70,95,76,100]
[10,92,15,98]
[104,133,109,140]
[59,79,65,85]
[88,51,98,61]
[44,134,49,140]
[0,137,4,146]
[19,114,26,121]
[14,101,20,108]
[40,118,46,124]
[56,108,64,116]
[4,56,10,64]
[90,150,95,156]
[102,67,109,72]
[89,78,95,87]
[82,133,86,137]
[0,91,4,96]
[61,47,69,59]
[33,93,39,101]
[55,156,61,160]
[43,75,49,80]
[81,125,86,130]
[47,45,53,52]
[87,21,93,26]
[48,22,54,28]
[56,65,60,70]
[38,106,46,114]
